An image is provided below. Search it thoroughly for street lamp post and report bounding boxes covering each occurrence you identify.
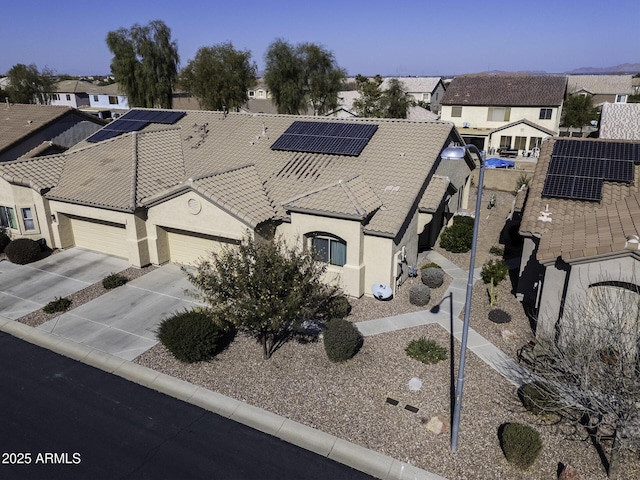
[440,144,486,452]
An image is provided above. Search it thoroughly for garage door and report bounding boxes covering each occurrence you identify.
[70,217,127,258]
[166,229,230,266]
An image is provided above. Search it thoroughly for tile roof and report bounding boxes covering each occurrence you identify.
[54,80,124,96]
[519,137,640,263]
[567,75,633,95]
[1,110,457,237]
[441,74,567,107]
[0,103,75,153]
[419,175,451,212]
[599,103,640,141]
[380,77,442,93]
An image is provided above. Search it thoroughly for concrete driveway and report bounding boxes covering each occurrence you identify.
[37,263,200,360]
[0,249,129,319]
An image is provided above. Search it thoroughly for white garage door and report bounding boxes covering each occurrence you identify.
[70,217,127,258]
[166,229,230,266]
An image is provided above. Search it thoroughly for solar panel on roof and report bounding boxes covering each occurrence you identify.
[271,121,378,156]
[86,110,186,143]
[542,175,603,202]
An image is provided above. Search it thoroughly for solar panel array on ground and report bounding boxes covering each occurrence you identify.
[270,121,378,156]
[87,110,186,143]
[542,140,640,202]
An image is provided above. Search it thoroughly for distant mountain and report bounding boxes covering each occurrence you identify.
[566,63,640,74]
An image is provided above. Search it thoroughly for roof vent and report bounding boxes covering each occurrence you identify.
[625,234,640,250]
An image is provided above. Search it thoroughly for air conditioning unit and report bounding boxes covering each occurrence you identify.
[463,122,471,128]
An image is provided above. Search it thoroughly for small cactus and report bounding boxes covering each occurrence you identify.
[488,277,499,307]
[409,284,431,306]
[421,267,444,288]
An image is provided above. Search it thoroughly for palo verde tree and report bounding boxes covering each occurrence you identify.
[179,42,257,112]
[561,94,599,131]
[106,20,179,109]
[185,235,338,360]
[523,282,640,479]
[263,39,346,115]
[5,63,55,104]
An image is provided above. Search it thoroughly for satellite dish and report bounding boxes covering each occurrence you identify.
[463,122,471,128]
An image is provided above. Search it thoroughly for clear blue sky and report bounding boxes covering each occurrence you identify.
[2,0,639,76]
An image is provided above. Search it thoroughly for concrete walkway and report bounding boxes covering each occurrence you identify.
[356,251,532,387]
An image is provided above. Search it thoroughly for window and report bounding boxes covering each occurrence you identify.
[615,94,627,103]
[311,234,346,266]
[93,95,99,102]
[499,136,512,148]
[108,96,119,105]
[248,91,255,97]
[539,108,552,120]
[21,208,35,231]
[65,94,71,101]
[487,107,511,122]
[529,137,542,150]
[451,106,462,117]
[0,206,17,230]
[258,90,264,98]
[514,136,527,150]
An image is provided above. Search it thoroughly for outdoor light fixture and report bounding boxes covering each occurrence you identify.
[441,144,486,452]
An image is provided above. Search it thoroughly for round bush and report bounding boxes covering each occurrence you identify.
[518,381,559,415]
[323,318,363,362]
[43,296,72,314]
[327,295,352,319]
[499,422,542,469]
[481,259,509,284]
[156,310,234,363]
[421,267,444,288]
[405,337,447,364]
[409,284,431,306]
[439,222,473,253]
[103,273,128,289]
[488,308,511,324]
[5,238,41,264]
[0,232,10,253]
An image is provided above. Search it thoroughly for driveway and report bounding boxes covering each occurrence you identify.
[0,248,129,319]
[37,263,199,360]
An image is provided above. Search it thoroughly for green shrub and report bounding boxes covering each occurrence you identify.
[102,273,128,289]
[409,284,431,306]
[439,222,473,253]
[453,215,475,227]
[420,262,442,270]
[323,318,363,362]
[43,296,72,314]
[481,259,509,284]
[489,245,504,256]
[0,232,10,253]
[5,238,41,264]
[156,309,234,363]
[405,337,447,364]
[327,295,352,319]
[421,267,444,288]
[499,422,542,469]
[518,381,559,415]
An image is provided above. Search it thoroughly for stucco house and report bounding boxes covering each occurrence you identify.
[0,109,474,298]
[567,74,633,106]
[380,77,446,114]
[515,136,640,342]
[441,74,567,154]
[50,80,129,119]
[0,103,106,163]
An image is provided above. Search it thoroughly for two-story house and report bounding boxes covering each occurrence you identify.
[50,80,129,119]
[567,75,633,106]
[441,74,567,155]
[380,77,446,114]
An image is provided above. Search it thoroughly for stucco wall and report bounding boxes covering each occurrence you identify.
[0,181,52,244]
[441,105,560,133]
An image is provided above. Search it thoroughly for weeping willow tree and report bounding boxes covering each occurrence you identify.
[106,20,179,109]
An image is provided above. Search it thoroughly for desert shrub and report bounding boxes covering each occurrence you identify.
[327,295,352,319]
[323,318,363,362]
[499,422,542,469]
[102,273,128,289]
[518,381,559,416]
[439,221,473,253]
[0,232,10,253]
[405,337,447,364]
[421,267,444,288]
[489,245,504,256]
[453,215,475,227]
[515,173,531,193]
[5,238,41,264]
[420,262,441,270]
[156,309,234,363]
[488,308,511,324]
[43,296,72,314]
[481,259,509,284]
[409,284,431,306]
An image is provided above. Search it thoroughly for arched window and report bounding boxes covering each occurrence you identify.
[308,233,346,266]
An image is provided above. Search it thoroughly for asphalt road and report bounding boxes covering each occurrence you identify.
[0,332,374,480]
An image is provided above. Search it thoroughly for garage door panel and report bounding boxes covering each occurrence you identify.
[70,217,127,258]
[166,229,228,266]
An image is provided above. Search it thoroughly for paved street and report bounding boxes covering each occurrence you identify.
[0,331,374,480]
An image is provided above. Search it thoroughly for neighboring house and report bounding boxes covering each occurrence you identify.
[515,136,640,342]
[247,79,271,100]
[598,103,640,140]
[567,74,633,106]
[50,80,129,119]
[380,77,446,114]
[632,77,640,96]
[0,109,474,298]
[328,91,439,121]
[441,74,567,154]
[0,103,105,162]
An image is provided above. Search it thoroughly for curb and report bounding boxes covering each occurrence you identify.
[0,316,447,480]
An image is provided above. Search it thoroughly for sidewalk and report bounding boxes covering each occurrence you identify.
[356,251,532,387]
